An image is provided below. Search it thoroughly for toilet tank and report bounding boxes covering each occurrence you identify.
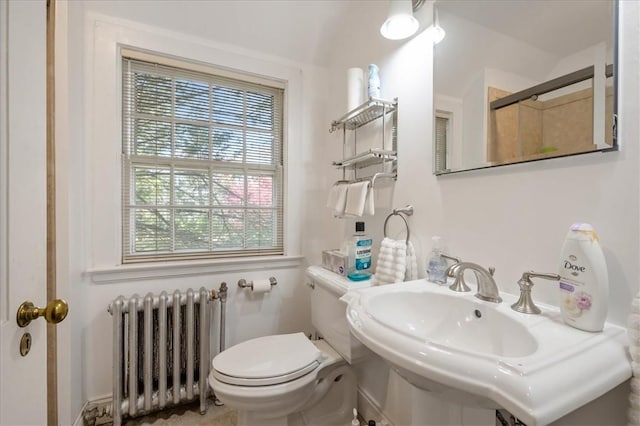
[306,266,372,363]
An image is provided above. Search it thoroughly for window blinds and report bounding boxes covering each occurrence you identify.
[122,57,284,262]
[434,115,449,174]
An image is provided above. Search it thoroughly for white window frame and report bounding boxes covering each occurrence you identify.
[435,110,452,174]
[121,53,285,263]
[84,15,305,281]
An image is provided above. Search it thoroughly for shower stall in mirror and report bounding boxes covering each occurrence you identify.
[433,0,617,175]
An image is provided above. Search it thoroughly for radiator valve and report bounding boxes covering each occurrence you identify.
[218,282,228,302]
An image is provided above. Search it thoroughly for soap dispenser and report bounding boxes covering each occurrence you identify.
[426,236,448,284]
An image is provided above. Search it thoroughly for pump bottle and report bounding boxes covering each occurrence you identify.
[426,236,448,284]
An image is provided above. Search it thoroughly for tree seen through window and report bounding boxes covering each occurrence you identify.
[122,57,284,261]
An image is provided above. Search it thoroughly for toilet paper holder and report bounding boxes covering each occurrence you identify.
[237,277,278,290]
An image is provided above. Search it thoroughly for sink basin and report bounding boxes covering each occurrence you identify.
[346,280,630,425]
[368,291,537,357]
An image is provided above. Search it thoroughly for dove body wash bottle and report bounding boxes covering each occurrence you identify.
[558,223,609,332]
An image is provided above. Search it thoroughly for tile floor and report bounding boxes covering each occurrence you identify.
[119,399,371,425]
[123,400,237,426]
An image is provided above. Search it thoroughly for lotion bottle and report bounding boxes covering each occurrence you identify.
[558,223,609,332]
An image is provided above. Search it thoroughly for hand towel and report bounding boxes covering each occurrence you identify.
[371,237,408,285]
[405,241,418,281]
[326,183,348,217]
[364,184,375,216]
[345,181,369,217]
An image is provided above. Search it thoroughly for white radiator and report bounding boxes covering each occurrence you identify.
[108,287,212,425]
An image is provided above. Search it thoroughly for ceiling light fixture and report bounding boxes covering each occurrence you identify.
[380,0,420,40]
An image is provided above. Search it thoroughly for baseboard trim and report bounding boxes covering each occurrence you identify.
[73,400,88,426]
[75,395,113,426]
[357,387,395,426]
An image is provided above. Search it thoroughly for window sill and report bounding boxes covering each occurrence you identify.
[87,255,305,284]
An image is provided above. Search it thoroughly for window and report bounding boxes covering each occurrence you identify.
[434,112,450,174]
[122,57,284,263]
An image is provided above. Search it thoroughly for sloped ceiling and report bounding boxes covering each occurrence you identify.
[84,0,360,66]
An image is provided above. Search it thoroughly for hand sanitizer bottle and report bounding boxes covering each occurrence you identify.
[427,236,448,284]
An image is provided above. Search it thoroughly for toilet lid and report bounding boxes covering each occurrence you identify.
[212,333,323,386]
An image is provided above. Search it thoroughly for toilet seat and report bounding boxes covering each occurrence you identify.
[212,333,323,387]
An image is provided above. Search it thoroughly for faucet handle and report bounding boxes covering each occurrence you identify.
[511,271,560,314]
[442,254,462,278]
[488,267,495,277]
[524,271,560,282]
[441,253,461,264]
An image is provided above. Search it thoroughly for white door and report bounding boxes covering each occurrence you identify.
[0,0,50,424]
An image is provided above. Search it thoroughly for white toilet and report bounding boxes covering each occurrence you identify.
[208,266,373,426]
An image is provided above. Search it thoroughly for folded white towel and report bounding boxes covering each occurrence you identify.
[326,184,340,209]
[345,181,369,217]
[326,183,348,217]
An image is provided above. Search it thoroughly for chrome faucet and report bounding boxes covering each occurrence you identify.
[449,262,502,303]
[446,262,469,292]
[511,271,560,314]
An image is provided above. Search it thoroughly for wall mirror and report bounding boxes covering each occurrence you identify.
[433,0,617,175]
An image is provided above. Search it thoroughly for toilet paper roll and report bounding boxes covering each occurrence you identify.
[347,67,364,111]
[252,279,272,294]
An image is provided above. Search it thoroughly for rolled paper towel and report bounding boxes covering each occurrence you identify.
[252,279,272,294]
[347,67,364,111]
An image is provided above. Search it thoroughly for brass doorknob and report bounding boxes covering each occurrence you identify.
[16,299,68,328]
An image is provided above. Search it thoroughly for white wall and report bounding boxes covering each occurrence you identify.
[57,1,330,420]
[322,1,639,424]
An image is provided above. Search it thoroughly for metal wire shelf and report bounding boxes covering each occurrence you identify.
[330,97,398,132]
[332,148,397,170]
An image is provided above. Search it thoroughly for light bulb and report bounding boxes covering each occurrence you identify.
[430,8,446,44]
[429,25,446,44]
[380,0,419,40]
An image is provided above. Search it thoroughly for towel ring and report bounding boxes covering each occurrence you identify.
[383,205,414,244]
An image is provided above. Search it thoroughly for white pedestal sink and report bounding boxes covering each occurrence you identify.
[345,280,631,425]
